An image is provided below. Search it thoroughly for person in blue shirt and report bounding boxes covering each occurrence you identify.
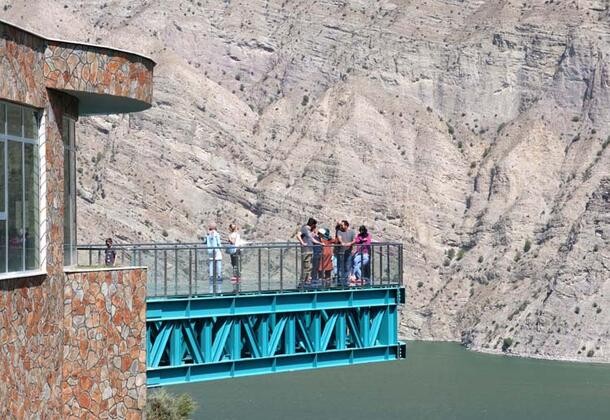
[206,222,223,293]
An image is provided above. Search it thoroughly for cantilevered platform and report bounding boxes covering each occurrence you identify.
[78,242,406,386]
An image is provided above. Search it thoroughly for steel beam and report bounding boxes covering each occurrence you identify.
[146,286,405,386]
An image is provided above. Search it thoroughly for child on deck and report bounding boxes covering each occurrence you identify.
[318,228,334,287]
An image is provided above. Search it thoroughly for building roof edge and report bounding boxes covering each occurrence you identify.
[0,18,156,65]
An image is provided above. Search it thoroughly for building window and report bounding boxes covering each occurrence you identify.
[0,101,40,274]
[63,116,76,266]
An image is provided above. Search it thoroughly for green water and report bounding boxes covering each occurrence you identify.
[168,342,610,419]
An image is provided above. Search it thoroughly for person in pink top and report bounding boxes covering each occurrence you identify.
[351,225,371,286]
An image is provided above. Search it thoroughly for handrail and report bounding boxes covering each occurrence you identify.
[76,242,403,297]
[77,241,404,249]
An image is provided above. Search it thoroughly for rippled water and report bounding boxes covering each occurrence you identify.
[168,341,610,420]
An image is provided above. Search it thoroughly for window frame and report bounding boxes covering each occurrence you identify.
[63,116,77,267]
[0,100,45,279]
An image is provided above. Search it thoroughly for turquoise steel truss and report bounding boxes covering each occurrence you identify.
[146,286,406,386]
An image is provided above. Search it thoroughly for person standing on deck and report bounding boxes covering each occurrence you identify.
[311,226,322,286]
[228,223,242,292]
[337,220,356,286]
[318,228,334,287]
[206,222,223,293]
[296,218,320,287]
[351,225,372,286]
[104,237,116,267]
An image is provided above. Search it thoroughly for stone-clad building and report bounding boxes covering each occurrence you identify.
[0,19,154,418]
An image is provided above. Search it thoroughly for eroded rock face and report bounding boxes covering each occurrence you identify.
[4,0,608,361]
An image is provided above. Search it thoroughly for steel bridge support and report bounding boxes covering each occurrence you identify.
[146,286,406,386]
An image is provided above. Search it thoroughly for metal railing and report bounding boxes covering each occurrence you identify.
[76,241,403,298]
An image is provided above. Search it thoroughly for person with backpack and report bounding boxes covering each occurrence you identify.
[206,222,223,293]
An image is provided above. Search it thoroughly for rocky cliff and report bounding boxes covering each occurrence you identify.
[3,0,608,362]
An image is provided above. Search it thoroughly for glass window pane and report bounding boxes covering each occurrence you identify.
[24,109,37,139]
[62,117,70,147]
[7,140,23,271]
[7,104,22,137]
[64,147,71,265]
[0,103,5,134]
[0,220,5,273]
[63,117,76,266]
[0,141,4,213]
[24,143,39,270]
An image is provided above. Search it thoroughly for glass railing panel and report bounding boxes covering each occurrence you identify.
[76,241,404,297]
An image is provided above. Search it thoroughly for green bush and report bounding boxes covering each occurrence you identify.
[523,239,531,253]
[417,281,424,288]
[587,350,594,358]
[447,249,456,260]
[146,389,197,420]
[502,338,513,352]
[456,248,465,261]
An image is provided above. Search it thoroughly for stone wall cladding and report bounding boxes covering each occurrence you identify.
[63,268,147,419]
[0,90,75,419]
[0,275,64,418]
[44,42,154,105]
[0,21,47,107]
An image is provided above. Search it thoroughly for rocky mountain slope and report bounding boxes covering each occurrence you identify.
[3,0,608,362]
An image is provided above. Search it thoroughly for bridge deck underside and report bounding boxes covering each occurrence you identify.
[146,287,406,386]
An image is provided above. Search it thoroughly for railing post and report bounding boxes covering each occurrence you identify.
[267,248,271,290]
[294,246,298,288]
[194,247,198,294]
[257,248,262,293]
[399,244,403,285]
[174,247,178,295]
[188,248,193,297]
[279,249,284,292]
[212,250,217,295]
[154,245,158,297]
[371,245,375,285]
[378,245,383,285]
[164,249,168,297]
[386,244,390,284]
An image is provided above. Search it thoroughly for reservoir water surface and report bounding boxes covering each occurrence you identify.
[168,341,610,419]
